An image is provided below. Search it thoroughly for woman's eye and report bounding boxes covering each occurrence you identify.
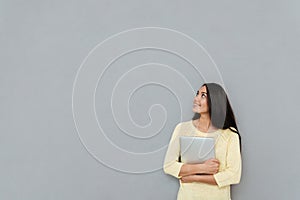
[201,94,206,98]
[196,91,199,96]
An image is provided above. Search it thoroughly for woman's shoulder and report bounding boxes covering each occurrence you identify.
[175,120,193,128]
[219,127,239,140]
[172,120,194,132]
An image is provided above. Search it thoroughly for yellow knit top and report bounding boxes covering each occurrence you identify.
[163,120,242,200]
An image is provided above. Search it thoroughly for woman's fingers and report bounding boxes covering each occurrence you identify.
[210,158,220,164]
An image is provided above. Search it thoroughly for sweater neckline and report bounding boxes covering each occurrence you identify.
[190,120,220,134]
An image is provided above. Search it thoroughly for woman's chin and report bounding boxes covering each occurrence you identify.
[192,109,200,113]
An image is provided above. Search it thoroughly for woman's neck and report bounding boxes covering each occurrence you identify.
[195,114,217,132]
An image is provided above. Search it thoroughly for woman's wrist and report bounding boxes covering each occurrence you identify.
[193,163,205,174]
[180,163,208,177]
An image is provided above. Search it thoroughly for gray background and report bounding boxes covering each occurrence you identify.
[1,0,300,199]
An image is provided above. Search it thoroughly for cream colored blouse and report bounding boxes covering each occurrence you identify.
[163,120,242,200]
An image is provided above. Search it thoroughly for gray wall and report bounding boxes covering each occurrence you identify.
[1,0,299,199]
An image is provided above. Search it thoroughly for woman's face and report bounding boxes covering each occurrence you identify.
[192,86,209,114]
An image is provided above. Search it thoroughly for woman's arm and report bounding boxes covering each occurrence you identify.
[179,159,220,185]
[163,124,184,179]
[180,174,217,185]
[178,158,220,177]
[178,163,204,177]
[213,132,242,188]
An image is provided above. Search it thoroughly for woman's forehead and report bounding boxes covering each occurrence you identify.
[198,86,207,92]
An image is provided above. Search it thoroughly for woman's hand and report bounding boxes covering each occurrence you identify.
[202,158,220,174]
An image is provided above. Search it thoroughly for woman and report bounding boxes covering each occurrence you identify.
[163,83,242,200]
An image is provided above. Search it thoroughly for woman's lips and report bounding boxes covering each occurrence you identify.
[193,103,200,107]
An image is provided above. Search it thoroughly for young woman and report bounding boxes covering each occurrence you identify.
[163,83,242,200]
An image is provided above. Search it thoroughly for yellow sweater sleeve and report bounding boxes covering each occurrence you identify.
[213,130,242,188]
[163,123,184,179]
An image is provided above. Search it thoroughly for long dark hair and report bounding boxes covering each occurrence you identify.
[192,83,242,151]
